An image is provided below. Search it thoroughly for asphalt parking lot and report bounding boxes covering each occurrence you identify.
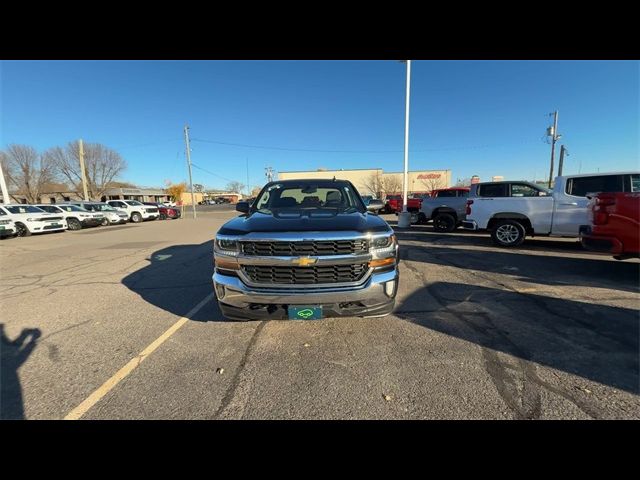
[1,207,638,419]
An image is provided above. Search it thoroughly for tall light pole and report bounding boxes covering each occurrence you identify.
[0,159,10,204]
[397,60,412,228]
[547,111,560,188]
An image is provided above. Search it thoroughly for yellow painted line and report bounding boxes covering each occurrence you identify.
[64,292,215,420]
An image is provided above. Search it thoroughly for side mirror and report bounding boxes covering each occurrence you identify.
[367,199,384,213]
[236,201,250,214]
[538,191,548,196]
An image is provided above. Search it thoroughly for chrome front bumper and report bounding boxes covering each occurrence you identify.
[213,268,398,309]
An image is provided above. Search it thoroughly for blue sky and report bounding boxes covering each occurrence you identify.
[1,60,638,191]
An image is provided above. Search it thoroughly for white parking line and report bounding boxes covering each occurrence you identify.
[64,292,215,420]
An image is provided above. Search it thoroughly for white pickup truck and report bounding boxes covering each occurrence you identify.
[462,172,639,247]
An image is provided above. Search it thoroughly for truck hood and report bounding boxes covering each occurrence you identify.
[218,210,392,235]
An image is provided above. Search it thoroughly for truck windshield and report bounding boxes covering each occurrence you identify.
[253,182,365,214]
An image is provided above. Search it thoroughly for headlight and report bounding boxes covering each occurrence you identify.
[0,220,10,225]
[79,214,90,218]
[215,237,239,256]
[371,234,396,250]
[26,218,37,222]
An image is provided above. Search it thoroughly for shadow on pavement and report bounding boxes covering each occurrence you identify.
[121,241,224,322]
[397,282,639,396]
[395,231,640,294]
[392,222,589,252]
[1,324,41,419]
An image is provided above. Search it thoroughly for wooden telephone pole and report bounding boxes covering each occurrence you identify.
[79,139,89,200]
[183,125,196,219]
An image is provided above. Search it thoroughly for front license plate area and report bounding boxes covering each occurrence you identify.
[288,306,323,320]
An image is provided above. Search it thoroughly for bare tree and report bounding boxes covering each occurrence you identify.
[46,141,127,200]
[361,173,383,197]
[420,176,445,193]
[226,181,245,194]
[380,175,402,198]
[2,145,57,203]
[361,173,402,199]
[455,177,471,187]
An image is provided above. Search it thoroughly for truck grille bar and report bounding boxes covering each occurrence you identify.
[242,263,368,284]
[241,239,368,256]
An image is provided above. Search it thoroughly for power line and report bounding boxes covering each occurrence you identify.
[191,163,237,184]
[114,139,182,150]
[190,137,538,154]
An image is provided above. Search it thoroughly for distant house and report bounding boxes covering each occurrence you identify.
[101,187,171,203]
[5,183,83,204]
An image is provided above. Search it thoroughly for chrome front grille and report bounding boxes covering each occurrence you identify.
[241,239,368,256]
[242,263,368,285]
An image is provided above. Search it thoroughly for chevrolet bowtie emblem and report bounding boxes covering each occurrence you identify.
[292,256,318,267]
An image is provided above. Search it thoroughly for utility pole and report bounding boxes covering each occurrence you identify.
[183,125,196,219]
[547,111,560,188]
[246,158,250,197]
[265,166,274,183]
[79,139,89,200]
[0,159,10,204]
[558,145,568,177]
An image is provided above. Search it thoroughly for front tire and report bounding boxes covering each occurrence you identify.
[433,213,456,233]
[491,219,526,247]
[131,212,142,223]
[67,218,82,230]
[101,218,109,226]
[15,222,31,237]
[159,213,167,220]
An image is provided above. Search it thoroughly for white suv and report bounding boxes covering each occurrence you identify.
[0,211,17,238]
[65,201,129,225]
[0,204,68,236]
[34,204,103,230]
[107,200,159,223]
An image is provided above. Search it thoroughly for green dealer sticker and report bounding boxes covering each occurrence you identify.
[288,306,323,320]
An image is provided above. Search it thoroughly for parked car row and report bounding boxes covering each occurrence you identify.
[461,172,639,252]
[383,172,639,260]
[199,197,232,205]
[0,199,182,239]
[400,172,640,260]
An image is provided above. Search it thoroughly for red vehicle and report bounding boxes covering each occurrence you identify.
[384,193,426,214]
[383,194,403,214]
[580,192,640,260]
[143,202,181,220]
